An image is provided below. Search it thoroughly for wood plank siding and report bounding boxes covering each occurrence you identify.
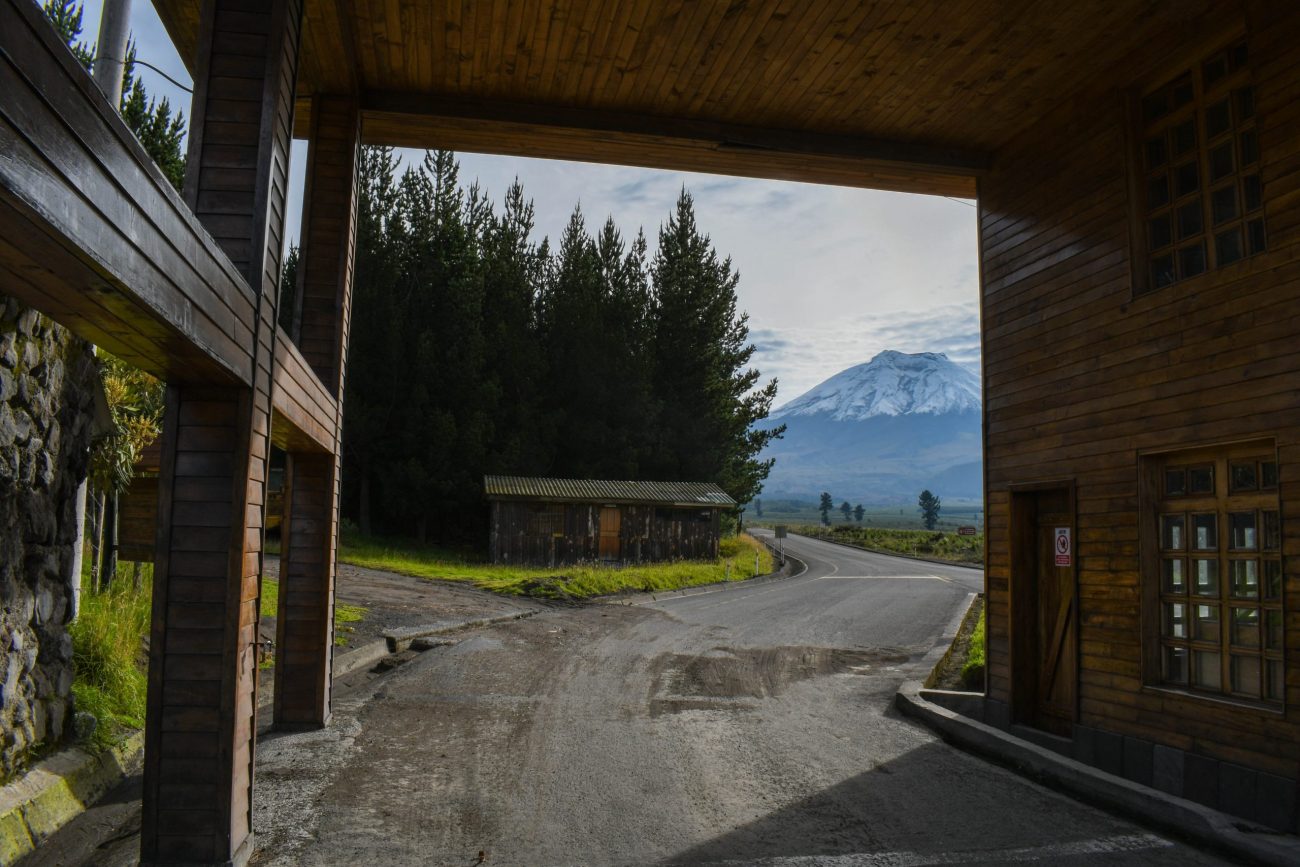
[489,501,723,566]
[981,2,1300,791]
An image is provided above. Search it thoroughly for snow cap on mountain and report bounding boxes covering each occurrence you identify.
[771,350,980,421]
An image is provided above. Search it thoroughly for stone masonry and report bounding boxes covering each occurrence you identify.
[0,295,98,778]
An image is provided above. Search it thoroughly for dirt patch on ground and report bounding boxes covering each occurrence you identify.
[928,593,985,690]
[647,645,911,716]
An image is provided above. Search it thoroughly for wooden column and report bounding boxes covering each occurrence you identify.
[274,97,360,729]
[142,1,302,864]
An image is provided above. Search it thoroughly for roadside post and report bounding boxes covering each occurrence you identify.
[775,525,787,566]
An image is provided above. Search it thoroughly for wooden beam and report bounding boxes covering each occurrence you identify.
[357,92,985,197]
[270,331,337,454]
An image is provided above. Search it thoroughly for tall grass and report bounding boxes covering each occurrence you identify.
[337,531,775,599]
[961,608,986,688]
[69,567,153,750]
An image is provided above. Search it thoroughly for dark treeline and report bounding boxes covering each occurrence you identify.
[319,149,784,543]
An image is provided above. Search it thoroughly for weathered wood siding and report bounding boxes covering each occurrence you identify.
[490,502,721,565]
[119,474,160,563]
[982,5,1300,785]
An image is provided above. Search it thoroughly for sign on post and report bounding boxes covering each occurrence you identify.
[1054,527,1072,566]
[957,526,977,536]
[774,525,787,539]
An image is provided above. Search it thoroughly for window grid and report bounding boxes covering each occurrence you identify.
[1140,40,1265,293]
[1156,454,1283,704]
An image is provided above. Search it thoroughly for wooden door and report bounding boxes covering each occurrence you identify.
[1011,487,1077,736]
[599,507,622,560]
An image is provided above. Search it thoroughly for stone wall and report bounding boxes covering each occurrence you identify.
[0,295,98,777]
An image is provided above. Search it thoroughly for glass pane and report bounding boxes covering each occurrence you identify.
[1151,255,1176,288]
[1149,214,1173,249]
[1230,461,1258,491]
[1261,460,1278,488]
[1231,655,1261,698]
[1162,514,1185,550]
[1164,602,1188,638]
[1266,609,1283,650]
[1231,42,1248,70]
[1266,659,1284,701]
[1175,161,1200,197]
[1229,512,1257,549]
[1172,76,1194,108]
[1173,118,1197,155]
[1231,606,1260,647]
[1194,604,1221,641]
[1262,511,1280,551]
[1146,135,1169,169]
[1143,91,1169,122]
[1148,174,1171,209]
[1236,86,1255,119]
[1193,650,1222,690]
[1209,141,1234,180]
[1204,56,1229,88]
[1263,560,1282,600]
[1163,558,1186,593]
[1165,468,1186,496]
[1206,98,1232,138]
[1176,201,1202,239]
[1216,228,1243,265]
[1211,184,1238,225]
[1243,174,1262,211]
[1240,129,1259,165]
[1188,465,1213,493]
[1194,559,1219,596]
[1247,219,1266,255]
[1178,244,1206,279]
[1230,559,1259,598]
[1164,646,1189,685]
[1193,513,1217,550]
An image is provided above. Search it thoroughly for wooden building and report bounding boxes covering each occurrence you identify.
[2,0,1299,862]
[485,476,733,565]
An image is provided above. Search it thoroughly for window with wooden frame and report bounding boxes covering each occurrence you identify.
[527,503,565,536]
[1137,39,1265,293]
[1147,445,1283,706]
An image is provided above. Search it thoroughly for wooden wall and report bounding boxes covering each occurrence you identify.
[981,4,1300,782]
[489,502,721,565]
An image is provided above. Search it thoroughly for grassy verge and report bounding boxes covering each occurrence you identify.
[961,607,986,688]
[258,577,367,646]
[790,524,983,565]
[69,568,153,751]
[336,531,775,599]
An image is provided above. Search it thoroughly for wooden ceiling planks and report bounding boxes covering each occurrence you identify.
[150,1,1221,195]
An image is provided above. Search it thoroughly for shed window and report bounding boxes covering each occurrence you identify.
[528,504,565,536]
[1149,447,1283,705]
[1137,39,1265,294]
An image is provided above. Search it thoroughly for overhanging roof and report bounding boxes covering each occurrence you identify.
[152,1,1236,197]
[484,476,736,508]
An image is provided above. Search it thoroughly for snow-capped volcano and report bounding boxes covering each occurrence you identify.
[772,351,980,421]
[759,350,983,503]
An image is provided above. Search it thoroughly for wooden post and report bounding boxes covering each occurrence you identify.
[273,96,359,730]
[142,1,302,864]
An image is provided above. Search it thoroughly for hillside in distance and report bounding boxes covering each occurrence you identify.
[759,350,983,503]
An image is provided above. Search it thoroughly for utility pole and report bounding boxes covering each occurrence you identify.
[92,0,133,108]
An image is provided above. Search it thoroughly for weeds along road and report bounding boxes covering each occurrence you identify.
[251,533,1231,867]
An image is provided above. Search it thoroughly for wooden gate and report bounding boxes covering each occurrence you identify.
[599,507,622,561]
[1010,486,1077,736]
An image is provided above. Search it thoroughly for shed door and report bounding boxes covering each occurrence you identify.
[599,507,622,560]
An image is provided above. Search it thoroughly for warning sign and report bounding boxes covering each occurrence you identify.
[1054,527,1072,566]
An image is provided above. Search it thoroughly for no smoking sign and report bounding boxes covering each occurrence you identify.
[1054,527,1072,566]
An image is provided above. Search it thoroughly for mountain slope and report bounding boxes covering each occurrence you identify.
[760,351,983,502]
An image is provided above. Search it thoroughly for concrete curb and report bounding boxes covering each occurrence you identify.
[787,530,984,571]
[333,639,392,678]
[383,609,541,652]
[919,591,979,686]
[0,730,144,865]
[895,682,1300,866]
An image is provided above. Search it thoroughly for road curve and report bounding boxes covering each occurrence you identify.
[249,536,1231,867]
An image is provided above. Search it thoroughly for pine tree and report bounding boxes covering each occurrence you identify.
[755,498,763,518]
[839,501,852,522]
[648,189,782,505]
[819,492,833,526]
[918,489,942,530]
[853,504,864,522]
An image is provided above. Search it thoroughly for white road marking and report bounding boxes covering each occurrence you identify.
[698,832,1174,866]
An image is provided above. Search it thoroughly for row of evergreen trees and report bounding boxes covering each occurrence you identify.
[329,150,784,542]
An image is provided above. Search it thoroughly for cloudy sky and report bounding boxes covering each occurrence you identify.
[76,0,980,402]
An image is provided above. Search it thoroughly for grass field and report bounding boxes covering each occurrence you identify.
[748,498,985,533]
[336,531,774,599]
[784,523,984,565]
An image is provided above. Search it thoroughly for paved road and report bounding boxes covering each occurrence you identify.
[244,534,1233,867]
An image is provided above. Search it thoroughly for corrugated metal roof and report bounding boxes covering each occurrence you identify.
[483,476,736,508]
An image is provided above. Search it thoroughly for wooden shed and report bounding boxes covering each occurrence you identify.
[485,476,735,566]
